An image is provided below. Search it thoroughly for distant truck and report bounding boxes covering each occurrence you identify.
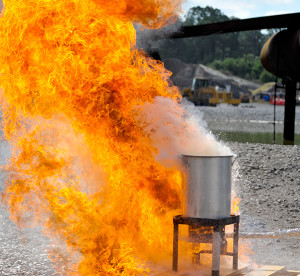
[183,78,240,106]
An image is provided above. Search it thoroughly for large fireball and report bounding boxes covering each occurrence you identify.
[0,0,232,275]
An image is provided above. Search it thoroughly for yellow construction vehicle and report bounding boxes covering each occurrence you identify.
[209,88,241,106]
[187,78,240,106]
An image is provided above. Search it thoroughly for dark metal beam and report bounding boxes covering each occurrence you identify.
[283,81,297,145]
[170,13,300,39]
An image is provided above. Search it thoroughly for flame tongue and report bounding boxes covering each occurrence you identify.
[0,0,183,274]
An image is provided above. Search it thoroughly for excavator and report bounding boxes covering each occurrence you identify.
[183,77,240,106]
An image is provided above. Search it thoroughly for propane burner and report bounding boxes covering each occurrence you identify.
[174,155,240,275]
[172,215,240,276]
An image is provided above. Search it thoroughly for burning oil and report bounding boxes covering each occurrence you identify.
[0,0,239,275]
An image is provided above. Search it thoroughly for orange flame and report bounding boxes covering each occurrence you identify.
[231,197,241,215]
[0,0,239,274]
[0,0,183,274]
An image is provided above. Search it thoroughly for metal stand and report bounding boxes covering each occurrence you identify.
[172,215,239,276]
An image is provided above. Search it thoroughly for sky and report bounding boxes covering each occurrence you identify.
[182,0,300,19]
[0,0,297,20]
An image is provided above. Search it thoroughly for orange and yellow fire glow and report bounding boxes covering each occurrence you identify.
[0,0,185,274]
[0,0,240,275]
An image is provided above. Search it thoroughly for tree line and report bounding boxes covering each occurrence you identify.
[157,6,277,83]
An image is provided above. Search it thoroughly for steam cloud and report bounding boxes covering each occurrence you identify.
[135,97,232,167]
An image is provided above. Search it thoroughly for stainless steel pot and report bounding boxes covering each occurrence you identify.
[181,155,233,219]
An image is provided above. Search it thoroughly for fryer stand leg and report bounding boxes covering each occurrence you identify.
[192,243,200,265]
[212,226,221,276]
[233,222,239,270]
[173,222,179,272]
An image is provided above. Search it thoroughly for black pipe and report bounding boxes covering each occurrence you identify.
[169,13,300,39]
[284,81,297,145]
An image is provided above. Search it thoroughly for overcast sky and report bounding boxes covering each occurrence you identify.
[182,0,299,19]
[0,0,297,21]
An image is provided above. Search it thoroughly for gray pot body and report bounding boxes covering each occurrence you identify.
[181,155,233,219]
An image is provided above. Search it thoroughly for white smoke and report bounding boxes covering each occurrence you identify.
[134,21,182,55]
[135,96,232,167]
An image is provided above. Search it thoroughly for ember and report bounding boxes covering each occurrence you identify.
[0,0,235,275]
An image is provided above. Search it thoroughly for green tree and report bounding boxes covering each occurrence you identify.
[159,6,240,64]
[238,31,265,56]
[209,54,276,83]
[157,5,277,82]
[260,70,276,83]
[184,6,230,25]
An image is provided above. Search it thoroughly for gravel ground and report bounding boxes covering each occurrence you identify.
[229,142,300,271]
[0,207,56,276]
[0,102,299,274]
[199,102,300,134]
[199,102,300,270]
[0,142,299,274]
[0,140,56,275]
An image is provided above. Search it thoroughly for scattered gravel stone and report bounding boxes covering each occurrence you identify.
[228,142,300,270]
[0,204,56,275]
[197,102,299,270]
